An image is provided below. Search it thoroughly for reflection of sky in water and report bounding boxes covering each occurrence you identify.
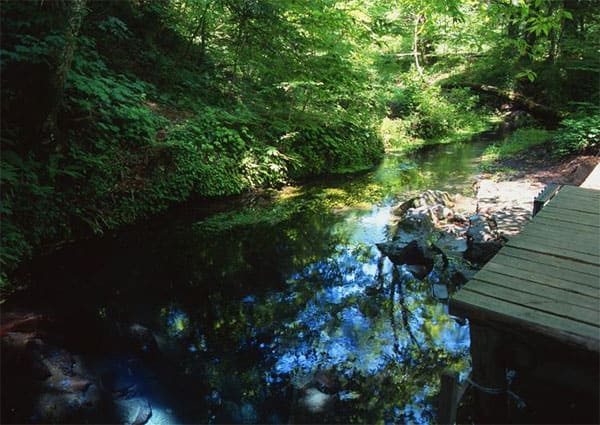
[266,245,470,423]
[334,205,394,245]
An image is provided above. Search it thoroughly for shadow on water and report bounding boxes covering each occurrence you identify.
[2,141,487,424]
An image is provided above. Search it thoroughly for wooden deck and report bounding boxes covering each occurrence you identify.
[451,184,600,352]
[447,183,600,423]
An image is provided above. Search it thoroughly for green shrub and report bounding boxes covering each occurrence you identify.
[553,113,600,157]
[288,123,384,178]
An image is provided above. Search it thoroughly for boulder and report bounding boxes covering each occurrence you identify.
[464,239,504,264]
[377,240,434,273]
[114,397,152,425]
[463,214,506,264]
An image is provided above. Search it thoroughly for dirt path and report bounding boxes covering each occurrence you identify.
[475,151,599,237]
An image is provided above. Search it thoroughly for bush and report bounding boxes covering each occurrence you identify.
[287,123,384,178]
[553,113,600,157]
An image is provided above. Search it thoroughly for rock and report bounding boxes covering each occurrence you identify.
[34,392,78,423]
[395,190,454,214]
[377,240,434,273]
[450,270,469,288]
[464,240,503,264]
[45,350,74,376]
[463,214,506,264]
[434,233,468,257]
[132,399,152,425]
[114,397,152,425]
[298,387,335,414]
[31,358,52,380]
[103,372,138,400]
[60,377,92,393]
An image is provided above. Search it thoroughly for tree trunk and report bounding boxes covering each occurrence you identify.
[40,0,87,149]
[183,0,214,65]
[412,14,424,77]
[442,82,562,126]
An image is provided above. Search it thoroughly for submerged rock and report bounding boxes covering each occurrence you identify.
[114,397,152,425]
[1,311,109,424]
[298,387,335,414]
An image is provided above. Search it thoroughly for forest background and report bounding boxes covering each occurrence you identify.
[1,0,598,287]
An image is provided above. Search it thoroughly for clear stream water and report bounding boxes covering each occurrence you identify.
[11,140,490,424]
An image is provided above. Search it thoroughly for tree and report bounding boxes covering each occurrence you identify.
[40,0,88,149]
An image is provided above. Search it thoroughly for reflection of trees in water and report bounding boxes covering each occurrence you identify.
[267,244,470,424]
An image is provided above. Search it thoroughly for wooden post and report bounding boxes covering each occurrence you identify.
[532,184,560,216]
[438,369,459,425]
[469,323,508,423]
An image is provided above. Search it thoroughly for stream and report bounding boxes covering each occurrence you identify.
[3,140,489,424]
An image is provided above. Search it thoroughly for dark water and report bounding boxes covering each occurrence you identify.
[8,141,488,424]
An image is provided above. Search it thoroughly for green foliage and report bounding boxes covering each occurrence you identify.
[380,72,492,151]
[287,124,384,178]
[553,111,600,157]
[481,127,552,169]
[2,0,598,282]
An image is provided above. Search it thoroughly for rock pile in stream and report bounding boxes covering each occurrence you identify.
[377,190,507,298]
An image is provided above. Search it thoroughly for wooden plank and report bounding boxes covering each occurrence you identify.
[474,268,600,309]
[533,216,600,235]
[538,205,600,227]
[511,231,600,257]
[507,237,600,265]
[517,223,600,250]
[533,212,599,230]
[544,196,600,215]
[539,201,600,218]
[520,221,600,248]
[554,188,600,203]
[560,185,600,199]
[500,246,600,278]
[544,197,598,216]
[553,188,600,202]
[451,289,600,352]
[544,200,600,217]
[491,252,600,290]
[523,217,600,240]
[464,279,600,325]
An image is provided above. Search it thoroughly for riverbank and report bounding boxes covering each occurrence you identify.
[477,148,599,235]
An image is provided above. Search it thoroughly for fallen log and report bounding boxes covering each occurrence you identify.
[442,82,562,127]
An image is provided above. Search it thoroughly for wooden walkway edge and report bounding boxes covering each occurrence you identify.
[448,183,600,423]
[451,184,600,351]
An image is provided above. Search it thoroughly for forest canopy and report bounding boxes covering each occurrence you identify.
[1,0,599,284]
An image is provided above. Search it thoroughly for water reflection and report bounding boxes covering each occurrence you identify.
[9,141,487,424]
[265,245,470,424]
